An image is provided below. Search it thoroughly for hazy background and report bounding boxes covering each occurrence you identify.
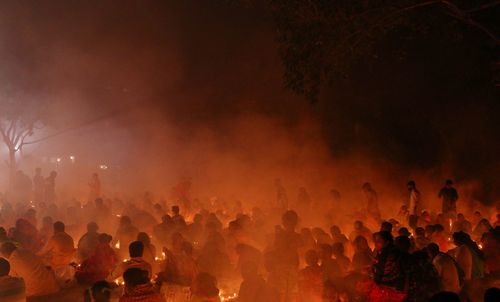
[0,1,498,217]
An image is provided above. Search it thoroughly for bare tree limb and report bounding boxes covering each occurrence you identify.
[466,0,500,13]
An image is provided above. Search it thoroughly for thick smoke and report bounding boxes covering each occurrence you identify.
[0,0,498,223]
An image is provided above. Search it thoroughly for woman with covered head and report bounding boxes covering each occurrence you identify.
[76,233,118,284]
[450,231,484,280]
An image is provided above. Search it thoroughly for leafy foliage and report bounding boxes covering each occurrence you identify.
[244,0,500,101]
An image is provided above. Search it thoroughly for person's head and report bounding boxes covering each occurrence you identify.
[330,225,341,236]
[353,235,369,252]
[92,173,99,179]
[380,221,393,233]
[129,241,144,258]
[445,179,453,187]
[429,291,460,302]
[407,180,416,190]
[398,227,410,237]
[172,205,180,215]
[452,231,470,247]
[120,216,132,227]
[282,210,298,231]
[426,243,440,259]
[0,242,17,258]
[415,227,425,237]
[123,268,149,287]
[0,257,10,276]
[137,232,151,245]
[479,218,492,229]
[240,261,258,280]
[457,213,465,221]
[87,222,99,233]
[54,221,65,233]
[394,236,411,253]
[98,233,112,244]
[354,220,363,230]
[319,244,333,260]
[332,242,345,256]
[362,182,372,191]
[373,231,393,251]
[434,224,444,233]
[89,280,111,302]
[304,249,319,266]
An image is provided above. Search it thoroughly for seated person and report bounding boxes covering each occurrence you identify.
[108,241,152,281]
[0,242,59,298]
[191,272,221,302]
[76,233,118,284]
[120,268,161,302]
[77,222,100,261]
[297,250,323,302]
[37,221,75,269]
[0,257,25,302]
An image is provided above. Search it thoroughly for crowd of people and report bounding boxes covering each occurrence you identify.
[0,169,499,302]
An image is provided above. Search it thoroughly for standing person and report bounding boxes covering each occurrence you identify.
[438,180,458,218]
[362,182,381,223]
[0,242,60,298]
[44,171,57,204]
[406,181,421,226]
[88,173,101,203]
[275,179,289,211]
[33,168,44,204]
[273,210,301,302]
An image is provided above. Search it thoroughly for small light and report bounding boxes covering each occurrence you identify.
[69,155,75,163]
[99,164,108,170]
[56,158,62,162]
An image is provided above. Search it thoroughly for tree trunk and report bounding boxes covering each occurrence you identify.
[8,148,16,190]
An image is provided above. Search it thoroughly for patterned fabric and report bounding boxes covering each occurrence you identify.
[76,242,118,284]
[120,283,162,302]
[372,245,405,291]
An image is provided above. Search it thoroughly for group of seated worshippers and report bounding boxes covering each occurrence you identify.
[0,182,500,302]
